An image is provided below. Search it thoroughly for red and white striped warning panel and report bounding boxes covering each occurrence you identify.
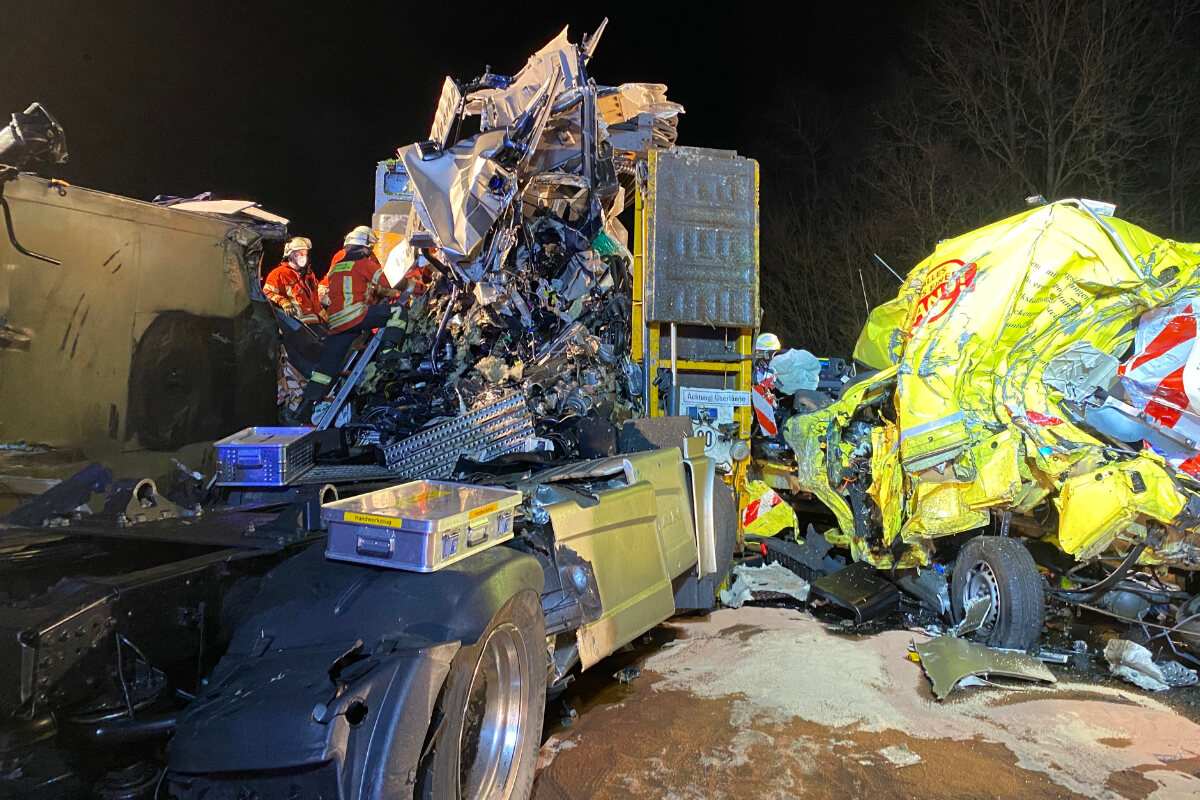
[752,379,778,436]
[1119,299,1200,472]
[741,485,784,529]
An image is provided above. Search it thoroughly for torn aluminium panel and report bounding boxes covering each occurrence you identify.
[167,199,290,227]
[914,635,1056,700]
[718,562,810,609]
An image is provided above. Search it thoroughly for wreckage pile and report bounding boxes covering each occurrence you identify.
[344,23,682,469]
[763,199,1200,670]
[787,200,1200,573]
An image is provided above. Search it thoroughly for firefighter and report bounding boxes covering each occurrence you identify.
[263,237,323,324]
[292,226,406,423]
[754,332,782,383]
[752,332,783,438]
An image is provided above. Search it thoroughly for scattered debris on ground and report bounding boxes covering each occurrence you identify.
[612,665,642,684]
[698,534,1200,754]
[913,635,1057,700]
[536,608,1200,800]
[718,561,810,609]
[877,743,923,769]
[1105,638,1199,692]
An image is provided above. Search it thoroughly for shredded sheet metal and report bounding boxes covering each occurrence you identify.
[1105,639,1171,691]
[785,201,1200,569]
[1118,299,1200,475]
[740,480,799,537]
[1103,638,1198,691]
[400,128,524,266]
[914,635,1057,700]
[324,24,700,470]
[952,595,993,637]
[718,562,810,609]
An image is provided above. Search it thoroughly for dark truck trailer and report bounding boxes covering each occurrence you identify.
[0,168,287,511]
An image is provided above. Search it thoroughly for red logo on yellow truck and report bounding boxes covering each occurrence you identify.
[910,259,978,329]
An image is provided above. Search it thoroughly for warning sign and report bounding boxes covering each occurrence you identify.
[679,387,750,424]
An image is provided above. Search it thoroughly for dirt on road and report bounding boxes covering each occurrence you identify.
[533,607,1200,800]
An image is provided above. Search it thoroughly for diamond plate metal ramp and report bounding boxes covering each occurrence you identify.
[645,147,759,327]
[381,392,534,479]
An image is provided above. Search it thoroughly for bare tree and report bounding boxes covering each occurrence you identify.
[919,0,1200,206]
[758,0,1200,356]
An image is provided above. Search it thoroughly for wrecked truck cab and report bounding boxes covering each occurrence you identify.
[164,430,732,800]
[0,426,734,800]
[783,200,1200,651]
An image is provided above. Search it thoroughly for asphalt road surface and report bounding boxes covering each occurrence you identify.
[533,607,1200,800]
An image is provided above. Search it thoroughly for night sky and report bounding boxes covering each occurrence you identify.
[0,1,916,264]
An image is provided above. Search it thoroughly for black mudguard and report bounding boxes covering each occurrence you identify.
[168,542,543,799]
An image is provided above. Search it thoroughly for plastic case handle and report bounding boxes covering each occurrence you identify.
[237,451,263,468]
[357,536,393,557]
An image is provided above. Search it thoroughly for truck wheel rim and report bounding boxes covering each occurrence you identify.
[460,622,527,800]
[962,560,1001,634]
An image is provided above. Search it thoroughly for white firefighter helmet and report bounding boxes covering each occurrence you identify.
[755,332,782,353]
[283,236,312,259]
[343,225,378,248]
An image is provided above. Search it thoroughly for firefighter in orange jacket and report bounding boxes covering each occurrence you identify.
[263,237,323,324]
[293,226,407,423]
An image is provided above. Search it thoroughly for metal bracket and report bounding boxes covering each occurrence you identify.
[121,479,181,525]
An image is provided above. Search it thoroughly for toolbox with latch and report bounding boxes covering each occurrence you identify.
[322,480,521,572]
[213,427,316,486]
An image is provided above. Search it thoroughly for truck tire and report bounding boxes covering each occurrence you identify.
[126,312,214,450]
[951,536,1045,652]
[712,479,738,585]
[418,589,546,800]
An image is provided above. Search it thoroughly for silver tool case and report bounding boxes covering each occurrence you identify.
[322,480,521,572]
[214,427,316,486]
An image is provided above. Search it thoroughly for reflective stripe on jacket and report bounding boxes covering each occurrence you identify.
[321,253,388,333]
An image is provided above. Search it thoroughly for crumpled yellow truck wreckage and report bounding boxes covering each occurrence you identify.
[786,200,1200,579]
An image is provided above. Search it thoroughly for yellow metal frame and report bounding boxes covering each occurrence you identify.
[631,150,759,545]
[628,148,758,551]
